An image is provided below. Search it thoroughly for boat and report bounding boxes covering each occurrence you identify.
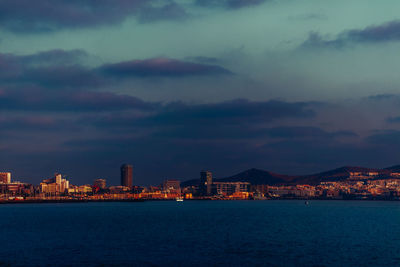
[176,197,184,202]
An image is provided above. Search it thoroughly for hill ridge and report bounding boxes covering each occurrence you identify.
[182,165,400,186]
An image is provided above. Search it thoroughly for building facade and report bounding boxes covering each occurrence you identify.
[121,164,133,189]
[213,182,250,196]
[0,172,11,184]
[40,173,69,194]
[163,180,181,194]
[94,179,107,189]
[199,171,213,196]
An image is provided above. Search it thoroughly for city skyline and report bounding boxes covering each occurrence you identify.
[3,1,400,185]
[4,163,400,202]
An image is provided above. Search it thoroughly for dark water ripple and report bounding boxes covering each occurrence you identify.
[0,200,400,266]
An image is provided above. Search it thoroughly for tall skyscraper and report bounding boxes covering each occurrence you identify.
[121,164,133,189]
[199,170,212,196]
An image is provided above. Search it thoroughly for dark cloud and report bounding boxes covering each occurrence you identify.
[366,130,400,145]
[0,50,100,88]
[4,90,400,185]
[99,58,233,77]
[148,99,314,125]
[0,0,144,32]
[22,66,101,88]
[347,20,400,43]
[144,100,316,139]
[264,126,357,140]
[366,94,400,107]
[301,20,400,49]
[0,0,272,33]
[0,115,58,131]
[367,94,398,101]
[387,116,400,123]
[0,49,88,67]
[1,93,320,184]
[0,50,233,91]
[0,0,189,33]
[301,32,346,49]
[52,124,377,183]
[138,2,188,23]
[0,87,155,112]
[195,0,267,9]
[76,98,316,130]
[20,49,89,66]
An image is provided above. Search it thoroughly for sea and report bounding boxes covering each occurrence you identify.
[0,200,399,267]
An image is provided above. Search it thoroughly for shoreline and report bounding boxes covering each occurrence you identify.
[1,198,400,204]
[0,199,146,205]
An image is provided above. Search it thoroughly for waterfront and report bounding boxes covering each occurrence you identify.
[1,201,400,266]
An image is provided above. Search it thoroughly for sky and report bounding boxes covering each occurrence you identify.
[3,0,400,186]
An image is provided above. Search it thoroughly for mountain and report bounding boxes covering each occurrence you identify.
[384,165,400,172]
[181,165,400,187]
[292,166,382,185]
[181,168,295,187]
[218,168,295,185]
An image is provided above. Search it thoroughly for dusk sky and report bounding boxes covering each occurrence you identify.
[3,0,400,185]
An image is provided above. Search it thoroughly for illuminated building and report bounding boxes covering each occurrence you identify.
[94,179,107,189]
[40,173,70,194]
[109,186,131,194]
[0,172,11,184]
[0,182,31,195]
[213,182,250,196]
[67,185,92,194]
[163,180,181,193]
[121,164,133,189]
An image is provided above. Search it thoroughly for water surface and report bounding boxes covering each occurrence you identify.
[0,200,399,266]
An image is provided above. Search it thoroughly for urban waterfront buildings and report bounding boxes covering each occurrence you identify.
[213,182,250,196]
[94,179,107,189]
[121,164,133,189]
[163,180,181,194]
[0,172,11,184]
[6,165,400,202]
[40,174,70,195]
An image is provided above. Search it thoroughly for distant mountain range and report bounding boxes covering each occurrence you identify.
[181,165,400,186]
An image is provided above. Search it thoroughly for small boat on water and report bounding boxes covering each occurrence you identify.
[176,197,184,202]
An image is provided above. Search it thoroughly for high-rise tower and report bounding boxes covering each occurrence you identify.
[121,164,133,189]
[199,170,212,196]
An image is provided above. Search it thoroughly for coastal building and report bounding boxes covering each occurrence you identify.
[252,184,269,195]
[0,172,11,184]
[109,186,131,194]
[390,172,400,177]
[40,173,70,194]
[199,170,213,196]
[68,185,93,194]
[162,180,181,193]
[121,164,133,189]
[0,182,32,196]
[213,182,250,196]
[94,179,107,189]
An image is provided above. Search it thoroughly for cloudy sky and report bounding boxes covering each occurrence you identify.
[3,0,400,185]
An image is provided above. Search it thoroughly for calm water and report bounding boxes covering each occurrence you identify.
[1,200,400,266]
